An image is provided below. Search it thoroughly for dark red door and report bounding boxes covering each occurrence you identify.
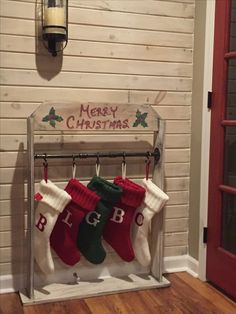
[207,0,236,299]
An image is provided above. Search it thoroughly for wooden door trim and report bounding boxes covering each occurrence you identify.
[207,0,236,297]
[207,0,230,252]
[197,0,215,281]
[219,185,236,195]
[224,51,236,59]
[221,120,236,126]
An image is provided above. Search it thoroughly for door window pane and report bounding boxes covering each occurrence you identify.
[227,59,236,119]
[230,0,236,51]
[224,127,236,187]
[221,192,236,254]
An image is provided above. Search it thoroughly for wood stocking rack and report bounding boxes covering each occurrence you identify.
[20,102,170,305]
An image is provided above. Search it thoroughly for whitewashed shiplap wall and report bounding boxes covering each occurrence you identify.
[0,0,194,288]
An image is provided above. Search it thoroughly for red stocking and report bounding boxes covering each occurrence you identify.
[50,179,100,266]
[103,176,145,262]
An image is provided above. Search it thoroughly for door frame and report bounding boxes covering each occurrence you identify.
[198,0,215,281]
[206,0,236,297]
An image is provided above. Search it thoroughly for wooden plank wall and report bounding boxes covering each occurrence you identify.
[0,0,195,280]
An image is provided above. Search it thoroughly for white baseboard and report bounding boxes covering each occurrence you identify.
[164,254,199,278]
[0,255,199,294]
[0,274,26,294]
[186,255,199,278]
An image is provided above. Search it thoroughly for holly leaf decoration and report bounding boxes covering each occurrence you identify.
[133,110,148,128]
[42,107,64,128]
[42,115,50,122]
[136,110,142,118]
[133,119,140,127]
[49,107,55,116]
[55,115,63,122]
[50,119,56,128]
[140,119,148,128]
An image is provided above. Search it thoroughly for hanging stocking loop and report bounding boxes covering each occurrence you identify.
[145,151,151,181]
[43,153,48,183]
[96,153,100,176]
[122,152,126,180]
[72,155,76,179]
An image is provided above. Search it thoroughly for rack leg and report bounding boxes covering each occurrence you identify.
[151,119,166,281]
[27,117,35,298]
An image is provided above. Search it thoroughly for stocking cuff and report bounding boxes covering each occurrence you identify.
[114,176,145,208]
[38,179,71,213]
[142,179,169,213]
[87,176,123,204]
[65,179,100,211]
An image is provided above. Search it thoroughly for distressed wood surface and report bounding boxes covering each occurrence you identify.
[27,102,161,132]
[0,119,191,134]
[0,91,192,104]
[1,1,194,33]
[0,52,193,77]
[0,35,193,62]
[1,17,193,48]
[0,149,190,167]
[0,177,190,201]
[0,69,192,91]
[0,0,194,284]
[19,276,170,305]
[0,165,190,184]
[0,134,191,151]
[1,1,195,18]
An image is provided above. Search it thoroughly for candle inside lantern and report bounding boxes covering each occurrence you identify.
[42,0,68,56]
[44,7,66,27]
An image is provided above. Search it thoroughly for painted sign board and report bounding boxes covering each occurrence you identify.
[32,102,160,132]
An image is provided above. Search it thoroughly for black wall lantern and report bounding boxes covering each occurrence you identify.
[42,0,68,57]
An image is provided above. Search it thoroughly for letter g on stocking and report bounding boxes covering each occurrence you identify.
[85,211,101,226]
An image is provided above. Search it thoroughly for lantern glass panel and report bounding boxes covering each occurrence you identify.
[43,0,67,37]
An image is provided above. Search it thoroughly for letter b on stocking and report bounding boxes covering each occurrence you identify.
[110,207,125,223]
[35,213,47,232]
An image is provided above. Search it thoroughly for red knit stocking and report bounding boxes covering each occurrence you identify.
[50,179,100,266]
[103,177,145,262]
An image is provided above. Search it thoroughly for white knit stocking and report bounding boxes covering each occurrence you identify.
[34,180,71,274]
[132,179,169,267]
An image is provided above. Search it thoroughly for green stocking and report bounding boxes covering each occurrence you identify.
[77,176,122,264]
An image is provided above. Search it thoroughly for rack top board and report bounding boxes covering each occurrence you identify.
[30,102,160,132]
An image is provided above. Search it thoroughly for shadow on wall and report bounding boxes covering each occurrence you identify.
[11,143,27,291]
[34,0,63,80]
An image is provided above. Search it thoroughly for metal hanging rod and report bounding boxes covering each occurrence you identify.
[34,148,161,162]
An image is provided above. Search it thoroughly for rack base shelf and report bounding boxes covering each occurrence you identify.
[20,274,170,305]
